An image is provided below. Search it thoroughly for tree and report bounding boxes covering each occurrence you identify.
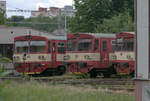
[7,16,61,33]
[68,0,134,33]
[111,0,134,20]
[10,16,24,22]
[69,0,113,33]
[95,11,134,33]
[0,12,6,25]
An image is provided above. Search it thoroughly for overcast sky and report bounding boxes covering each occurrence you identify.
[6,0,74,17]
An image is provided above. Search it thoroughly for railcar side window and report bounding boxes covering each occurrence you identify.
[52,43,55,52]
[48,41,50,53]
[67,41,76,51]
[111,40,116,51]
[103,41,107,51]
[58,42,65,53]
[78,39,92,51]
[94,39,99,51]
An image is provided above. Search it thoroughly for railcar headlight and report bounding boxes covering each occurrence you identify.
[38,56,46,60]
[127,55,132,60]
[64,55,70,60]
[41,63,46,66]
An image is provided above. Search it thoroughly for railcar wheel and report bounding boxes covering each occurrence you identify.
[90,70,97,78]
[103,72,111,78]
[57,66,66,75]
[130,71,135,77]
[110,66,116,74]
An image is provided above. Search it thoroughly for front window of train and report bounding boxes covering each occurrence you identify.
[30,40,46,53]
[15,41,29,53]
[116,38,134,51]
[78,39,92,51]
[123,41,134,51]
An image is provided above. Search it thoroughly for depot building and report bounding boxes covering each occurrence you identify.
[0,25,52,59]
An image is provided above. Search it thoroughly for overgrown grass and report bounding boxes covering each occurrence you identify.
[0,81,135,101]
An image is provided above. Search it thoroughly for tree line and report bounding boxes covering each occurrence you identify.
[0,0,134,33]
[68,0,134,33]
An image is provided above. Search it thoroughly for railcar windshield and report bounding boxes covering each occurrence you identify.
[116,38,134,51]
[30,40,46,52]
[67,40,76,51]
[78,38,92,51]
[15,41,29,53]
[123,41,134,51]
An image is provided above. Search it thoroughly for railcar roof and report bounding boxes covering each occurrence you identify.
[86,33,116,38]
[124,32,135,34]
[41,34,67,40]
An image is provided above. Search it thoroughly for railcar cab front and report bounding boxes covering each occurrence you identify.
[66,33,116,78]
[65,33,95,74]
[13,35,66,75]
[110,32,135,76]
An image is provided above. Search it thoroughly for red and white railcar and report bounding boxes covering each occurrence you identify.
[13,34,66,75]
[109,32,135,76]
[65,33,116,77]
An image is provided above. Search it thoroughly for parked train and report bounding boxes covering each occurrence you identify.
[65,33,116,77]
[13,32,135,77]
[109,32,135,77]
[13,34,66,75]
[65,32,135,77]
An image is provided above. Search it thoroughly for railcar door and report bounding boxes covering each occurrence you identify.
[56,41,66,74]
[100,39,110,68]
[51,41,57,67]
[56,41,65,62]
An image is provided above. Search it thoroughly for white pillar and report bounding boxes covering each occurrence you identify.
[136,0,150,100]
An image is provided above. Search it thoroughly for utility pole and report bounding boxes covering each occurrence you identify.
[58,9,62,31]
[64,10,67,31]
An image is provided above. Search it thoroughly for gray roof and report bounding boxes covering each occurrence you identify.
[39,34,66,40]
[86,33,116,38]
[0,26,66,44]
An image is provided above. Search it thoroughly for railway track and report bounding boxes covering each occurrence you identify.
[0,76,135,92]
[0,76,134,85]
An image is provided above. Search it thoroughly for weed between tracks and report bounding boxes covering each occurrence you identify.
[0,81,135,101]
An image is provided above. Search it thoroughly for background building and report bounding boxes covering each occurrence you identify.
[0,0,6,16]
[61,6,76,17]
[31,7,60,18]
[0,25,51,59]
[31,6,76,18]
